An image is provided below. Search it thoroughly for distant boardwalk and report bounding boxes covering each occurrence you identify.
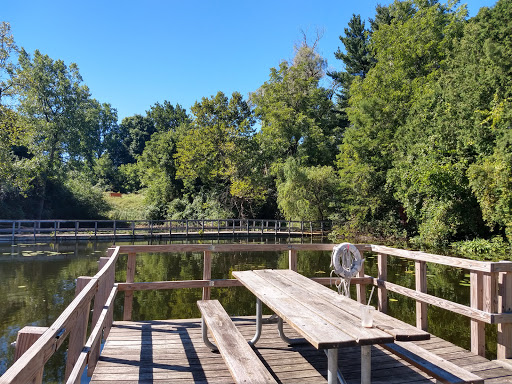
[0,219,330,243]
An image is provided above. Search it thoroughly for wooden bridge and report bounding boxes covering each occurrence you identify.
[2,243,512,383]
[0,219,330,243]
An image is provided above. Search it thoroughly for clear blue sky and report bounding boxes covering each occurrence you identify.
[3,0,496,122]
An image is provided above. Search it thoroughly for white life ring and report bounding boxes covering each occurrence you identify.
[330,243,364,278]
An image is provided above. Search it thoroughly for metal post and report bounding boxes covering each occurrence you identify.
[327,348,339,384]
[75,221,78,240]
[94,221,98,239]
[361,345,371,384]
[113,220,116,240]
[12,221,15,242]
[186,220,189,236]
[249,298,262,346]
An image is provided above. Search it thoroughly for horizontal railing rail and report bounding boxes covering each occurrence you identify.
[2,242,512,384]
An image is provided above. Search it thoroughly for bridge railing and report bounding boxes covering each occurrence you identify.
[0,219,331,241]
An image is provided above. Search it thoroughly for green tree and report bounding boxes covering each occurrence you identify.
[16,49,92,217]
[251,43,341,167]
[273,157,344,221]
[337,0,466,240]
[175,91,261,218]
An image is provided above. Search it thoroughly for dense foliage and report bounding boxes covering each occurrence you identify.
[1,0,511,248]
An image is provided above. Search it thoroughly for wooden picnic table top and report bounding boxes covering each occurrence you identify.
[232,269,429,350]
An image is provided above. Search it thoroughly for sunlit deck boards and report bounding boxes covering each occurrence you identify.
[91,317,512,384]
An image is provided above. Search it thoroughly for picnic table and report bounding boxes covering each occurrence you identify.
[232,269,430,384]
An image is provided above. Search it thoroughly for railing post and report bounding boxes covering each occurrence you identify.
[14,326,48,384]
[123,253,136,321]
[88,257,115,376]
[203,251,212,300]
[54,221,57,241]
[415,260,428,331]
[498,271,512,360]
[470,271,485,356]
[65,276,92,379]
[356,254,366,304]
[247,220,250,235]
[378,253,388,313]
[75,222,78,240]
[289,249,297,272]
[186,220,189,236]
[113,220,117,240]
[12,221,15,242]
[275,220,277,235]
[94,221,98,239]
[150,220,153,237]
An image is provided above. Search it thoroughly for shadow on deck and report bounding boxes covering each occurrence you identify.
[91,317,512,384]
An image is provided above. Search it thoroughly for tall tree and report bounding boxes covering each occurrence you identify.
[251,43,341,167]
[16,49,92,217]
[175,91,262,217]
[337,0,466,240]
[329,14,374,128]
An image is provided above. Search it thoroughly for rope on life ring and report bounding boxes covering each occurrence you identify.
[330,242,364,297]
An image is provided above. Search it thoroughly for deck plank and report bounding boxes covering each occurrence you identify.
[90,317,512,384]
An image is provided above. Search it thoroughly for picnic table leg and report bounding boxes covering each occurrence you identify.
[249,298,262,346]
[327,348,339,384]
[201,317,218,351]
[361,345,371,384]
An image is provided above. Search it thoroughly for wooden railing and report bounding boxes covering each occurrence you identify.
[2,243,512,383]
[0,219,330,242]
[0,247,119,384]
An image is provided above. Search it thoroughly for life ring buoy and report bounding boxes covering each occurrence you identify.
[330,242,364,278]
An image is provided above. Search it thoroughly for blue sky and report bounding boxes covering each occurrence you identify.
[3,0,497,121]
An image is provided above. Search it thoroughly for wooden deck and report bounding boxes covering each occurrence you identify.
[91,316,512,384]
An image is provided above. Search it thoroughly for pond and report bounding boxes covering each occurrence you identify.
[0,238,498,382]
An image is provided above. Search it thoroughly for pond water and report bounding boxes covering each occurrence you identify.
[0,238,498,382]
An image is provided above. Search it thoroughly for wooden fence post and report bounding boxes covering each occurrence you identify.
[123,253,136,321]
[65,276,92,379]
[378,253,388,313]
[415,260,428,331]
[470,271,485,356]
[498,271,512,360]
[288,249,297,272]
[14,326,48,384]
[356,256,366,304]
[203,251,212,300]
[88,257,112,376]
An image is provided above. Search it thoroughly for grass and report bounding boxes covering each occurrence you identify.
[103,192,148,220]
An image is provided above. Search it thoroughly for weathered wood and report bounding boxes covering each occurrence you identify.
[288,249,297,271]
[197,300,277,384]
[356,257,366,304]
[117,276,372,292]
[65,276,93,379]
[378,253,388,313]
[274,269,429,342]
[470,271,485,357]
[416,260,428,331]
[381,341,483,384]
[371,245,512,273]
[123,252,136,321]
[88,257,114,376]
[498,271,512,360]
[13,326,48,384]
[233,270,358,349]
[373,278,511,324]
[253,269,395,345]
[203,251,212,300]
[87,286,118,377]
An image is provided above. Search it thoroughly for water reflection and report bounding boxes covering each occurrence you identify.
[0,238,498,383]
